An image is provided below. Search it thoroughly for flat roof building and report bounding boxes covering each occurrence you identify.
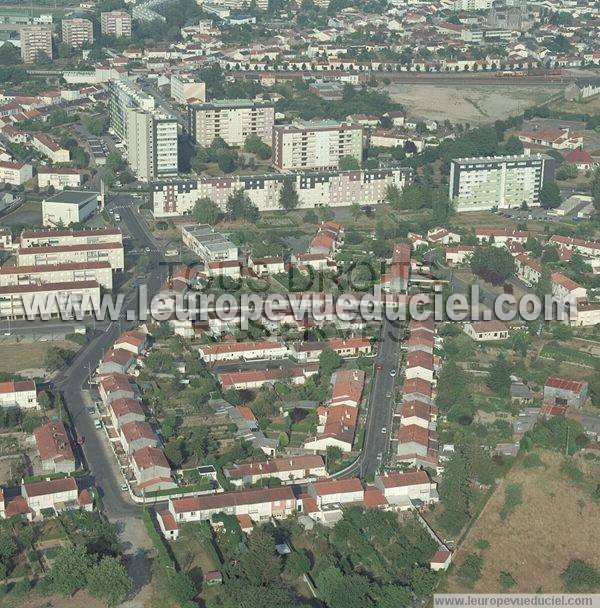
[41,190,100,227]
[180,224,238,262]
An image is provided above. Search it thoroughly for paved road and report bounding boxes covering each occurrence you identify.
[336,316,403,479]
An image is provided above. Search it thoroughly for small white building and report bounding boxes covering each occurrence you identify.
[0,380,38,409]
[42,190,99,227]
[0,160,33,186]
[37,166,84,190]
[463,320,509,341]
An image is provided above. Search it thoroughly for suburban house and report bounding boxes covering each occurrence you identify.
[330,369,365,407]
[0,477,93,520]
[543,376,589,411]
[291,337,372,362]
[307,478,364,507]
[198,340,288,364]
[223,455,326,487]
[119,420,161,454]
[304,404,358,453]
[404,351,435,382]
[99,374,139,404]
[248,256,285,276]
[159,485,298,539]
[131,446,176,493]
[33,421,76,474]
[374,470,439,507]
[463,320,509,341]
[109,397,146,429]
[98,348,136,376]
[0,380,38,410]
[114,330,148,355]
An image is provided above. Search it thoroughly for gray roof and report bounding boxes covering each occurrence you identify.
[44,190,99,207]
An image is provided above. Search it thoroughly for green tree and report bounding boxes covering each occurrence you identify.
[226,189,259,222]
[562,560,600,592]
[50,545,93,596]
[555,164,578,180]
[486,354,511,398]
[279,179,299,210]
[385,184,401,209]
[238,527,280,587]
[166,570,197,603]
[410,566,437,596]
[458,554,483,585]
[339,155,360,170]
[192,197,220,224]
[502,135,523,155]
[284,550,311,578]
[350,201,362,221]
[319,348,342,379]
[470,245,516,285]
[86,556,132,606]
[539,182,562,209]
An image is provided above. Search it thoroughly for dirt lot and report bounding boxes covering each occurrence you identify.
[384,84,561,124]
[443,450,600,593]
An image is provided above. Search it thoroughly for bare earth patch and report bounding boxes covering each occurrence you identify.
[385,84,561,124]
[444,450,600,593]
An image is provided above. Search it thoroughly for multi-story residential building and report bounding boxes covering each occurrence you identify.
[0,160,33,186]
[449,154,555,212]
[188,99,274,147]
[0,281,101,319]
[170,74,206,104]
[0,261,113,290]
[20,25,53,63]
[61,18,94,47]
[17,242,124,271]
[126,108,178,181]
[272,120,363,171]
[37,167,84,190]
[0,380,38,409]
[108,80,155,141]
[19,227,122,249]
[100,11,132,38]
[152,166,412,217]
[180,224,238,262]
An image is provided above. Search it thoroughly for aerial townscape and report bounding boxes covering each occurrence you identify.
[0,0,600,606]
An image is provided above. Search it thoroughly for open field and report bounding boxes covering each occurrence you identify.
[443,450,600,593]
[385,84,561,124]
[0,340,77,374]
[548,95,600,116]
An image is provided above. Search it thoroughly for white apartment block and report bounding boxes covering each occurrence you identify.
[453,0,493,9]
[20,227,123,249]
[20,25,53,63]
[126,109,178,182]
[152,166,412,217]
[170,74,206,104]
[61,18,94,47]
[109,80,155,141]
[0,380,38,409]
[0,161,33,186]
[31,135,70,164]
[101,11,132,38]
[18,242,124,271]
[449,154,556,212]
[188,99,274,147]
[37,167,83,190]
[273,120,363,171]
[0,261,114,291]
[0,281,101,319]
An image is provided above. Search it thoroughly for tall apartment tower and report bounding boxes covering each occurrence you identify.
[272,120,363,171]
[61,18,94,48]
[126,109,178,182]
[188,99,274,148]
[449,154,556,212]
[109,80,155,140]
[100,11,132,38]
[20,25,53,64]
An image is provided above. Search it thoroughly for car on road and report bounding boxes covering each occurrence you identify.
[120,483,128,492]
[165,249,178,257]
[381,427,387,434]
[377,452,383,461]
[386,392,391,398]
[375,362,383,370]
[94,419,102,430]
[389,369,397,377]
[145,247,151,253]
[87,406,95,415]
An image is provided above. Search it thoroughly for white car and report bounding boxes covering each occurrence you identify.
[389,369,397,377]
[381,427,387,434]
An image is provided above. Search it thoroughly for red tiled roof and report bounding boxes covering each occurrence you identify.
[377,470,430,488]
[33,421,75,464]
[310,477,363,496]
[24,476,77,497]
[544,376,587,393]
